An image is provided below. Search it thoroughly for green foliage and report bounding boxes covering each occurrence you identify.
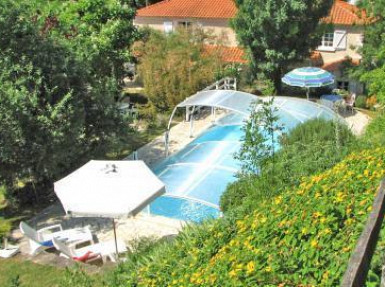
[231,0,334,92]
[60,267,101,287]
[0,0,137,202]
[0,186,11,241]
[362,112,385,147]
[355,0,385,104]
[235,97,283,174]
[112,148,385,286]
[361,65,385,104]
[355,95,368,109]
[8,275,21,287]
[137,29,221,111]
[222,119,355,213]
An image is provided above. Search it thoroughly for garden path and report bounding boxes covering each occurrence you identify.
[342,110,371,136]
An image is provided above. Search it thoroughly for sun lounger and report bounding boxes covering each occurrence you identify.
[19,221,93,255]
[52,237,127,263]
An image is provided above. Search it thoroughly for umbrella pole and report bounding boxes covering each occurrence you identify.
[112,218,119,262]
[306,88,310,101]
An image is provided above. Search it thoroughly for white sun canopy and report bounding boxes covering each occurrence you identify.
[54,160,165,218]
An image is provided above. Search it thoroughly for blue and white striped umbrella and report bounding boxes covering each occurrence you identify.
[282,67,334,88]
[282,67,334,100]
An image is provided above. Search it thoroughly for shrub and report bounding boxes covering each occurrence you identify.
[113,147,385,286]
[363,112,385,147]
[221,119,355,213]
[0,185,11,242]
[355,95,367,109]
[137,29,221,112]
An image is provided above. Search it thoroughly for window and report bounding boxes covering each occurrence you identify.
[177,21,192,29]
[337,81,349,91]
[164,21,173,33]
[321,33,334,47]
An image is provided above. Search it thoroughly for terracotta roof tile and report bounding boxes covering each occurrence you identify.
[324,0,368,25]
[137,0,367,26]
[205,45,247,64]
[136,0,237,19]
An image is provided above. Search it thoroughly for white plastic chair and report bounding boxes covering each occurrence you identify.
[52,237,127,263]
[19,221,93,255]
[346,93,356,114]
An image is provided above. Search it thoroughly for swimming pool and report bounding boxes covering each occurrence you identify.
[145,94,340,222]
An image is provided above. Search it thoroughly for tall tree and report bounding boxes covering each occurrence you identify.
[0,0,137,202]
[137,29,221,111]
[231,0,333,92]
[356,0,385,104]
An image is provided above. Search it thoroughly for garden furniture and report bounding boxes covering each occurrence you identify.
[52,237,128,263]
[19,221,93,255]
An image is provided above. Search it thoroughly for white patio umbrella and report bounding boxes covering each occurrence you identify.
[54,160,165,257]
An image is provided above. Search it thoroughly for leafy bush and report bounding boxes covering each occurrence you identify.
[355,95,367,109]
[0,185,11,242]
[112,148,385,286]
[221,119,355,213]
[137,29,221,112]
[363,112,385,147]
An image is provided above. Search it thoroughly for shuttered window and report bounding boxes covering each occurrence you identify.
[164,21,173,33]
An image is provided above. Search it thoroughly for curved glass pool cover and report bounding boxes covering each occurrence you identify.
[146,90,342,222]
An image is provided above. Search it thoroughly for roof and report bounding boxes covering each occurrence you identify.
[136,0,237,19]
[137,0,367,26]
[204,45,247,64]
[324,0,368,25]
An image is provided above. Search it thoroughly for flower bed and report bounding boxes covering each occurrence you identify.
[120,148,385,286]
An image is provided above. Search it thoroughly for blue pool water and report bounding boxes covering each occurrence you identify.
[146,97,339,222]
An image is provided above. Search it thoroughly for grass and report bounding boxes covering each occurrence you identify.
[0,257,108,287]
[0,257,66,287]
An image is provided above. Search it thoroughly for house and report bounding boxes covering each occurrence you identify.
[135,0,368,94]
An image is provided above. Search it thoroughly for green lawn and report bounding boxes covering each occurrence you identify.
[0,257,106,287]
[0,257,66,287]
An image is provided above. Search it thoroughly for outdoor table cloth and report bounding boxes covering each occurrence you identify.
[320,94,344,110]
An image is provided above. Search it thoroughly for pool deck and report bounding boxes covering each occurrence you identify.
[342,109,371,136]
[128,109,225,166]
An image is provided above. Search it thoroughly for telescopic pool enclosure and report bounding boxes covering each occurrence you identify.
[146,90,343,222]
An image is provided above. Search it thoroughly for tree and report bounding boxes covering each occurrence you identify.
[231,0,333,92]
[137,29,221,111]
[0,0,137,203]
[356,0,385,105]
[235,97,284,174]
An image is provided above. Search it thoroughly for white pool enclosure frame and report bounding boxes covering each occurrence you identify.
[164,89,344,156]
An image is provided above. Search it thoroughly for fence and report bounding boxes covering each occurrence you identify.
[341,179,385,286]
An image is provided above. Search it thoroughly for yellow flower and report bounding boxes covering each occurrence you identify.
[322,271,330,280]
[311,240,318,248]
[229,269,237,278]
[274,196,282,205]
[265,266,272,272]
[246,261,255,274]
